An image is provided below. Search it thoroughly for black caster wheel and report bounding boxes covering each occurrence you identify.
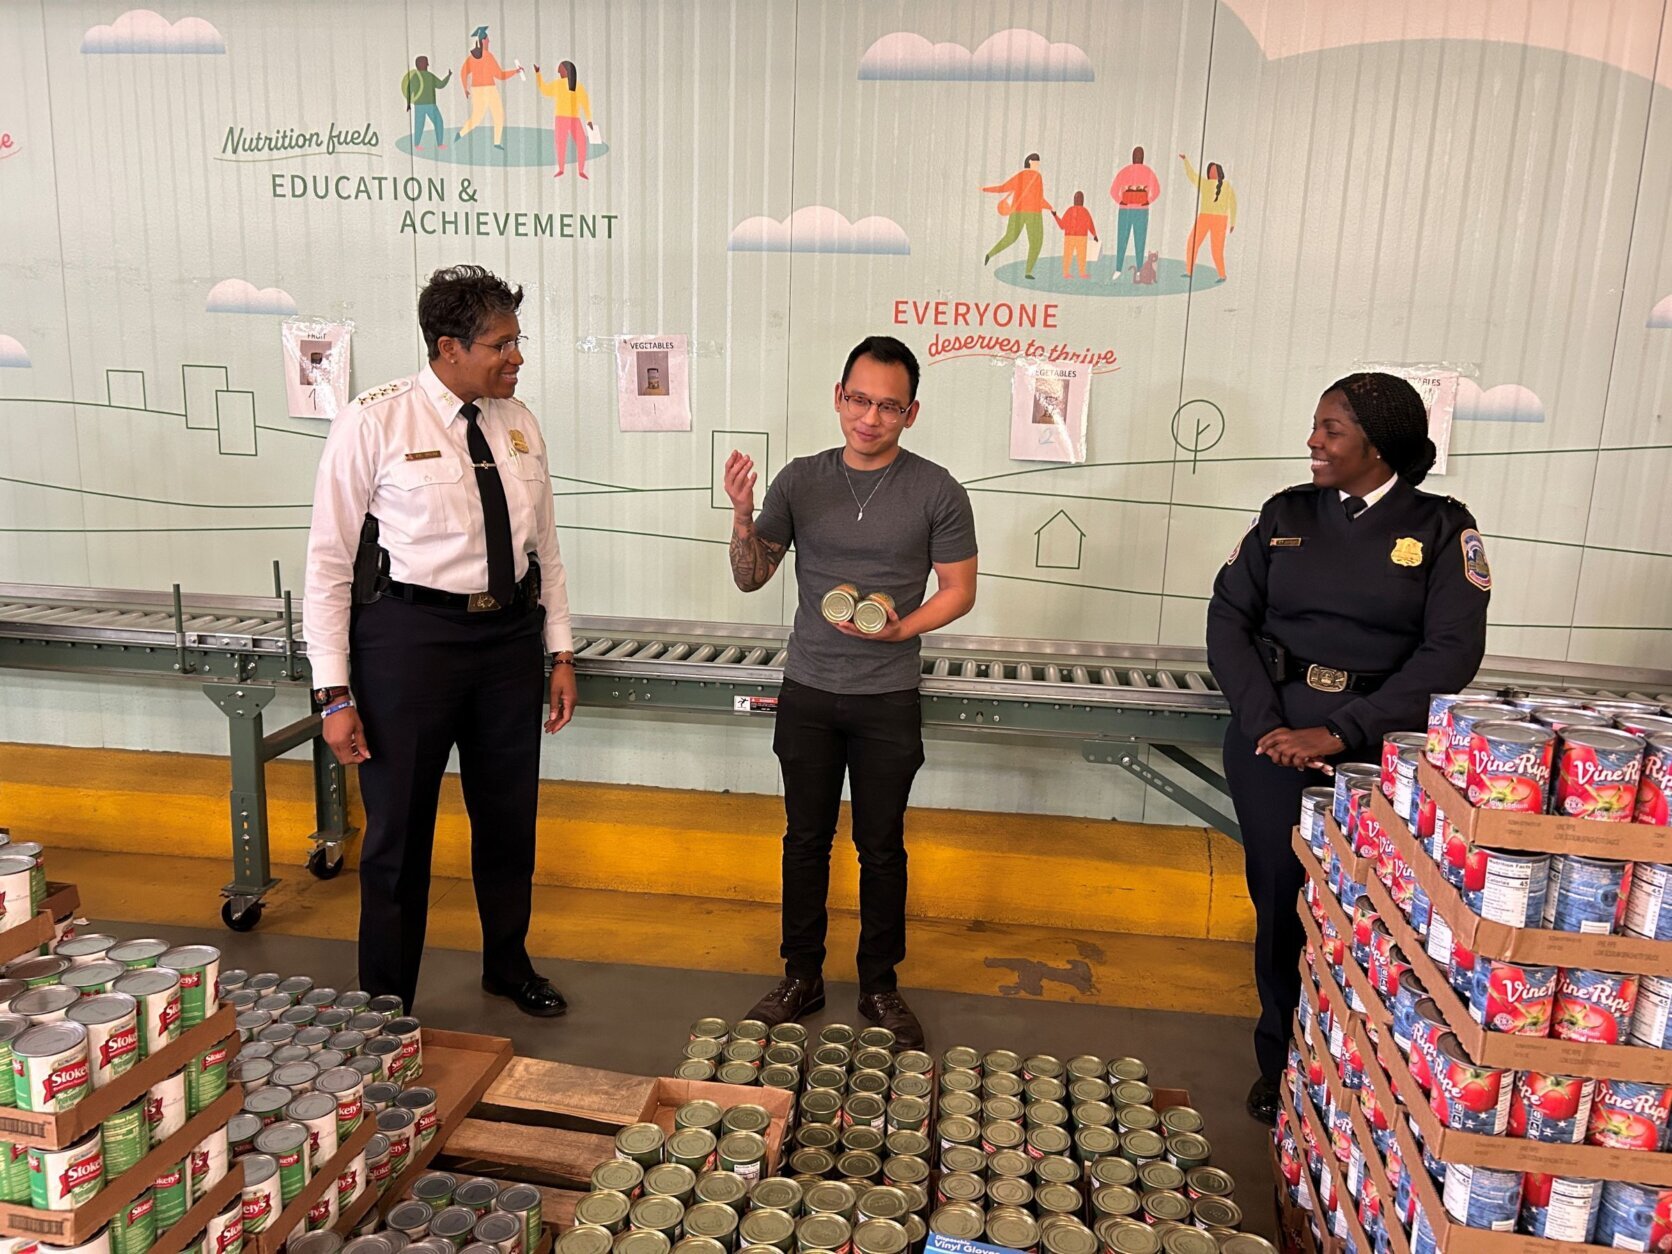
[221,899,264,932]
[306,846,345,880]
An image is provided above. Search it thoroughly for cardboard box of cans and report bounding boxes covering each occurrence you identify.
[376,1169,550,1254]
[635,1079,794,1177]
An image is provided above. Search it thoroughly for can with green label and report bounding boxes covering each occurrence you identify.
[254,1121,312,1204]
[0,1140,28,1202]
[188,1041,233,1114]
[103,1099,151,1176]
[206,1189,245,1254]
[110,1188,158,1254]
[157,946,221,1029]
[114,969,183,1059]
[30,1128,105,1210]
[107,939,170,971]
[153,1157,189,1229]
[497,1182,545,1253]
[239,1154,281,1236]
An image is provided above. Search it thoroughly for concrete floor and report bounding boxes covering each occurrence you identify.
[115,920,1276,1241]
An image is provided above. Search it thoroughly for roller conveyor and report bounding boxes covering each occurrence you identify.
[3,580,1669,931]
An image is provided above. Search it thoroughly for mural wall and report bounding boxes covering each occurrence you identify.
[2,0,1670,819]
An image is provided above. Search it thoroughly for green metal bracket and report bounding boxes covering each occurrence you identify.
[203,681,282,900]
[1082,739,1242,843]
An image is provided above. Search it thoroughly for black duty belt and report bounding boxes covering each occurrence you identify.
[385,567,539,614]
[1257,636,1390,694]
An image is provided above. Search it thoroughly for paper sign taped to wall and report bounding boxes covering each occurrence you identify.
[281,318,353,419]
[617,334,691,431]
[1009,359,1089,463]
[1354,361,1459,476]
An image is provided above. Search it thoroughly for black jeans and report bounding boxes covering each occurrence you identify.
[351,595,545,1013]
[773,677,926,993]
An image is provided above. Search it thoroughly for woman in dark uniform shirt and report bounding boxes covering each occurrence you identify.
[1207,372,1491,1123]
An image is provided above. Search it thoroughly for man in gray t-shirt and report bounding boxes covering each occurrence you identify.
[724,335,978,1050]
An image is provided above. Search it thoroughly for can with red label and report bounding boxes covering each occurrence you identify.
[1631,974,1672,1049]
[13,1021,90,1112]
[1465,721,1554,811]
[1446,703,1519,787]
[1553,727,1645,821]
[1634,732,1672,826]
[28,1127,103,1209]
[1586,1079,1672,1150]
[1469,958,1557,1037]
[147,1070,187,1142]
[1461,847,1549,927]
[1553,967,1639,1045]
[1382,732,1426,798]
[1429,1034,1512,1135]
[67,995,139,1090]
[189,1122,230,1204]
[1596,1181,1672,1251]
[1508,1072,1595,1144]
[206,1189,244,1254]
[1427,694,1472,767]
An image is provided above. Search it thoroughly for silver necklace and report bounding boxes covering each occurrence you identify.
[842,456,898,521]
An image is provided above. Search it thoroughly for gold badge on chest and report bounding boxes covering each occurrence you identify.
[1390,537,1424,567]
[509,429,530,454]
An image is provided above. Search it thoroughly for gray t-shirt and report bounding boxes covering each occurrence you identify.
[754,447,978,694]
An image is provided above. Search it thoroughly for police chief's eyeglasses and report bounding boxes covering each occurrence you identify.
[839,390,911,421]
[465,334,529,357]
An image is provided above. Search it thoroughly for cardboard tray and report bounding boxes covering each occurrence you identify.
[329,1028,514,1239]
[0,884,83,969]
[1288,1085,1377,1254]
[1418,758,1670,863]
[0,1009,239,1150]
[0,1085,243,1243]
[1371,789,1672,975]
[636,1077,796,1174]
[152,1166,242,1254]
[1294,832,1672,1082]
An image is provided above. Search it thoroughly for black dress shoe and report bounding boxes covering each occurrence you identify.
[482,975,568,1018]
[745,975,825,1027]
[1246,1074,1280,1124]
[858,990,925,1051]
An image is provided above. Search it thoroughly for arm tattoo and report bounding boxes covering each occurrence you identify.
[730,515,786,592]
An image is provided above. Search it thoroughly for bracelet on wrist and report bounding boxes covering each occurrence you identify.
[321,698,354,718]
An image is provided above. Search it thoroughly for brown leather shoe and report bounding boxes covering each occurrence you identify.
[745,975,825,1027]
[858,990,924,1051]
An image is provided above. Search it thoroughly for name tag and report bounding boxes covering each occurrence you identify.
[404,450,442,461]
[1269,537,1304,548]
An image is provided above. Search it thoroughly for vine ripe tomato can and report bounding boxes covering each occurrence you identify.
[1630,974,1672,1049]
[1624,860,1672,941]
[1543,854,1630,934]
[1634,732,1672,825]
[1553,967,1639,1045]
[1442,1161,1522,1231]
[1595,1181,1672,1251]
[1427,694,1473,767]
[1382,732,1426,798]
[1586,1078,1672,1150]
[1553,727,1645,821]
[1520,1173,1603,1243]
[1508,1072,1595,1144]
[1461,847,1549,927]
[1469,957,1557,1037]
[1465,721,1554,810]
[1429,1034,1512,1135]
[1446,703,1519,787]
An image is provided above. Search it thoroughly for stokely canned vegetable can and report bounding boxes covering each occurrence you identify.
[385,1016,423,1082]
[28,1127,103,1210]
[157,946,221,1029]
[253,1120,312,1204]
[1554,727,1644,821]
[1429,1035,1512,1135]
[497,1183,544,1254]
[188,1040,233,1113]
[240,1153,282,1235]
[1508,1072,1594,1144]
[0,1139,28,1202]
[377,1106,415,1178]
[1594,1181,1672,1251]
[1543,854,1629,935]
[68,995,140,1091]
[1468,958,1557,1037]
[1519,1174,1601,1244]
[207,1189,244,1254]
[364,1131,392,1197]
[101,1099,149,1177]
[190,1123,230,1204]
[1442,1162,1522,1231]
[147,1070,187,1142]
[13,1021,90,1112]
[1553,966,1639,1044]
[397,1085,439,1152]
[288,1090,341,1167]
[1587,1078,1672,1150]
[317,1066,365,1138]
[113,969,183,1058]
[1465,721,1554,810]
[109,1188,157,1254]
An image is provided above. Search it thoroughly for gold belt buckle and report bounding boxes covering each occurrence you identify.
[1306,664,1348,693]
[467,592,500,613]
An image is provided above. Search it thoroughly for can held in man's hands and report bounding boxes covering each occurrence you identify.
[851,594,895,636]
[821,585,860,625]
[28,1128,103,1210]
[1543,854,1629,934]
[1554,727,1644,821]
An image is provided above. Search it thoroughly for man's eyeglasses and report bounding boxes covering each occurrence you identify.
[466,335,529,358]
[839,390,912,421]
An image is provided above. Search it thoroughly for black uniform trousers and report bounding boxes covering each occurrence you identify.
[773,678,926,994]
[350,594,544,1013]
[1223,680,1368,1082]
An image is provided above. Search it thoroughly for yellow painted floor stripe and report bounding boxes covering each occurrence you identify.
[1,743,1256,943]
[50,848,1258,1017]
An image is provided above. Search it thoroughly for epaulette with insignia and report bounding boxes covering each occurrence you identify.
[353,378,412,408]
[506,395,531,410]
[1277,482,1318,495]
[1445,495,1470,511]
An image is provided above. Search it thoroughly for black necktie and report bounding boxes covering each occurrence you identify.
[461,403,515,607]
[1344,495,1367,522]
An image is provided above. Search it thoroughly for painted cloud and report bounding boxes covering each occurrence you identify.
[206,279,298,315]
[1649,294,1672,328]
[1454,377,1546,423]
[0,335,31,368]
[82,9,226,54]
[728,207,910,255]
[858,28,1093,82]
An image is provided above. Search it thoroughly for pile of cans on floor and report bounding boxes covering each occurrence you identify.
[340,1169,543,1254]
[1279,685,1672,1254]
[0,908,237,1254]
[222,971,432,1249]
[657,1018,1267,1254]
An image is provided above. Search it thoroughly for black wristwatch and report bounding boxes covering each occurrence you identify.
[313,686,349,704]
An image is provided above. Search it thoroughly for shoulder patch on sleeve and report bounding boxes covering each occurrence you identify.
[353,378,412,408]
[1226,516,1258,566]
[1461,528,1491,590]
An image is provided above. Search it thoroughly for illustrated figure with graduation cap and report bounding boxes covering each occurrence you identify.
[458,24,520,149]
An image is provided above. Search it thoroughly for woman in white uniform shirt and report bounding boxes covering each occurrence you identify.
[304,264,576,1017]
